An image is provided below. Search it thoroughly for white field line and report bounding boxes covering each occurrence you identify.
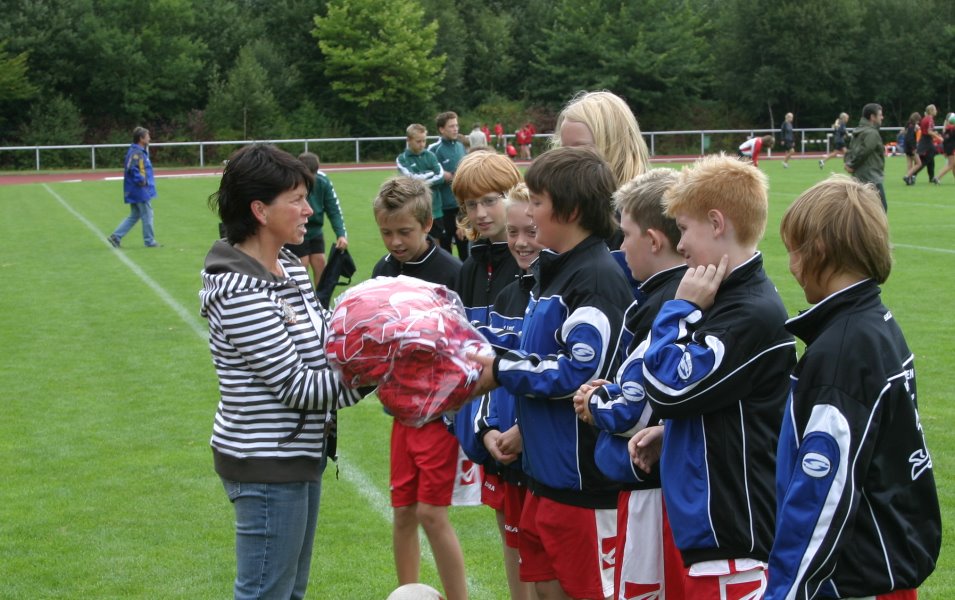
[43,182,485,597]
[893,243,955,255]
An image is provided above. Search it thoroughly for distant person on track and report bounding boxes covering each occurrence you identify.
[902,112,922,183]
[819,112,850,168]
[738,134,775,167]
[935,113,955,184]
[107,127,160,248]
[781,112,796,168]
[906,104,943,185]
[845,103,887,211]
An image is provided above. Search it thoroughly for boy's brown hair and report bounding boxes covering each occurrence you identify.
[436,111,458,130]
[525,146,617,240]
[664,153,768,247]
[613,169,681,250]
[780,174,891,284]
[373,176,432,227]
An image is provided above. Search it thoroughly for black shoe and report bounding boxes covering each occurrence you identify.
[107,234,121,248]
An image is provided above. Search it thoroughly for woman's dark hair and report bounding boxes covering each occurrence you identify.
[208,144,314,244]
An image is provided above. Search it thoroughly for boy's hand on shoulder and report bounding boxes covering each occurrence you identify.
[675,254,728,311]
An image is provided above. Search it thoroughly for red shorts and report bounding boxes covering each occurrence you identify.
[615,489,685,600]
[682,559,767,600]
[390,419,458,507]
[852,591,918,600]
[519,492,616,599]
[502,481,527,549]
[481,472,504,511]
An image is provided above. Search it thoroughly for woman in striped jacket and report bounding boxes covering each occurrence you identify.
[200,144,364,600]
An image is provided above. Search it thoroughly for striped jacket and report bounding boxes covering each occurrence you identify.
[199,240,361,483]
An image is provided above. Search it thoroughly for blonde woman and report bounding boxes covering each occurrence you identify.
[819,112,850,167]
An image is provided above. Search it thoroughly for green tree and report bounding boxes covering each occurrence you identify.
[204,46,282,139]
[313,0,446,134]
[0,43,37,102]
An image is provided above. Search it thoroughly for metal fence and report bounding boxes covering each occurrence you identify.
[0,127,905,171]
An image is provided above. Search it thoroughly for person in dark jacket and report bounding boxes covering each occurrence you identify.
[471,147,634,600]
[641,154,796,599]
[845,103,887,211]
[766,175,940,600]
[573,168,688,600]
[371,176,466,600]
[108,127,160,248]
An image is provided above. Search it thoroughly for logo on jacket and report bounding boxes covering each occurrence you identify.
[678,351,693,380]
[278,298,298,324]
[621,381,646,402]
[572,343,597,362]
[909,448,933,480]
[801,452,831,478]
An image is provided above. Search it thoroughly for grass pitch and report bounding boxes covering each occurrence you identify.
[0,155,952,598]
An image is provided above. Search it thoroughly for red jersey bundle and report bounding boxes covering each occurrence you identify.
[326,276,491,427]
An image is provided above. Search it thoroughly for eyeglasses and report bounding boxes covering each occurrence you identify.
[464,194,503,212]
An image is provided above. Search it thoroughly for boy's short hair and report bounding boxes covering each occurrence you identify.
[298,151,320,173]
[761,134,776,146]
[373,176,432,226]
[664,153,768,247]
[780,174,891,284]
[208,144,314,244]
[436,111,458,129]
[613,169,681,250]
[452,151,522,204]
[406,123,427,138]
[863,103,883,120]
[132,127,149,144]
[525,146,617,239]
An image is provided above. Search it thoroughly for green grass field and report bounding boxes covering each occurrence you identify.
[1,156,952,599]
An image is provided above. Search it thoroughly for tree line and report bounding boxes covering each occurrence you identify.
[1,0,953,163]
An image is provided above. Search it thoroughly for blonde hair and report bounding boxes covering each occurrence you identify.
[614,169,681,250]
[834,113,849,128]
[780,175,891,284]
[373,176,432,227]
[664,153,768,247]
[406,123,427,137]
[553,90,651,186]
[504,182,530,207]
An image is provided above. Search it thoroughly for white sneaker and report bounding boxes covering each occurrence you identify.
[782,162,789,169]
[818,159,824,169]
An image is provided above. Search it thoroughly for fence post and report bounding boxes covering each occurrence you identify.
[650,133,655,156]
[200,143,204,167]
[36,148,40,171]
[355,140,360,163]
[92,146,96,170]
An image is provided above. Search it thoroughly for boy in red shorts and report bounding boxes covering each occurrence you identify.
[472,147,634,600]
[371,176,466,600]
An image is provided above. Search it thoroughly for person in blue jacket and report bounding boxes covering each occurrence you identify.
[108,127,160,248]
[766,175,940,600]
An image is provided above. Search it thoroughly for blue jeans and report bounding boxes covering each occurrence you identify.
[221,469,325,600]
[112,201,155,245]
